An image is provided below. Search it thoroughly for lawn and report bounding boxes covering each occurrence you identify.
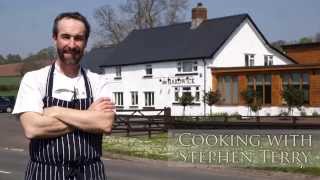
[0,76,21,96]
[102,131,320,176]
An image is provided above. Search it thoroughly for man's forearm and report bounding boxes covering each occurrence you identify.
[47,106,114,134]
[20,112,74,139]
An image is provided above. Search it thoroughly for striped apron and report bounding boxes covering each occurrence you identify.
[25,64,106,180]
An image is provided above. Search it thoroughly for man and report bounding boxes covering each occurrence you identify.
[13,12,115,180]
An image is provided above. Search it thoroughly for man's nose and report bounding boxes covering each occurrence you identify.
[68,38,76,48]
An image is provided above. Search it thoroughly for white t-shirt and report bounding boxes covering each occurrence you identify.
[13,63,111,114]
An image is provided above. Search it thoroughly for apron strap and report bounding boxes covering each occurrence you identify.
[45,62,93,99]
[81,67,93,98]
[45,63,55,97]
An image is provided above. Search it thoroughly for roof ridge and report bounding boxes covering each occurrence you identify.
[132,13,249,32]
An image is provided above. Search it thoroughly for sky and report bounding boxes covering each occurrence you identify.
[0,0,319,58]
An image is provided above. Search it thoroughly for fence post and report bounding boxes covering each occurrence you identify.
[126,116,130,137]
[148,117,152,138]
[164,107,171,130]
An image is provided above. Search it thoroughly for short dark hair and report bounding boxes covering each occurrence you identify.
[52,12,90,42]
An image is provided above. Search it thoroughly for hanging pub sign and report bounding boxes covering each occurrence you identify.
[159,76,195,85]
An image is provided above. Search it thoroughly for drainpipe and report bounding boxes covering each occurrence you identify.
[202,58,207,116]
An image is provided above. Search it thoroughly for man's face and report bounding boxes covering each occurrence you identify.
[54,18,87,65]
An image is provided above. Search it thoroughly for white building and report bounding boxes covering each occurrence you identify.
[82,3,320,116]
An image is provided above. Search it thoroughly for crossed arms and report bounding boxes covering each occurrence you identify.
[20,97,115,139]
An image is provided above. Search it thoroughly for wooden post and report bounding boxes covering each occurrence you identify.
[164,107,171,130]
[148,117,152,138]
[126,116,130,137]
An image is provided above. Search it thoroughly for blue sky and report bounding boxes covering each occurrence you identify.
[0,0,319,58]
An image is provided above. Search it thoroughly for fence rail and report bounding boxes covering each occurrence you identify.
[112,109,320,137]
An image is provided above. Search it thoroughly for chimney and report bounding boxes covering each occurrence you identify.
[191,2,207,29]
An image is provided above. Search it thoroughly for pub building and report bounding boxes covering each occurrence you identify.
[82,3,320,116]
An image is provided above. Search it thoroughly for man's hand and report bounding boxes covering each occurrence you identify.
[89,97,115,112]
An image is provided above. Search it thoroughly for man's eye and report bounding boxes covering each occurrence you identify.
[74,36,84,41]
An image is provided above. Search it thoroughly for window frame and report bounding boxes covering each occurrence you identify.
[245,54,255,67]
[144,91,155,107]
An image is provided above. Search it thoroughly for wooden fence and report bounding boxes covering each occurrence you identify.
[112,108,320,137]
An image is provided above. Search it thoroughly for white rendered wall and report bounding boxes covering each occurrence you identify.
[103,60,208,116]
[209,19,294,68]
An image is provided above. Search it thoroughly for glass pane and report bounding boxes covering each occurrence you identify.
[225,76,231,104]
[265,75,271,85]
[232,77,238,104]
[256,85,263,102]
[256,75,263,85]
[292,73,300,85]
[303,73,309,84]
[282,74,290,85]
[265,85,272,104]
[248,76,254,85]
[303,85,309,104]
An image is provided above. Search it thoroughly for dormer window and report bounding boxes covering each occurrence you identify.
[264,55,273,66]
[245,54,255,67]
[115,66,121,77]
[177,61,198,73]
[146,64,152,75]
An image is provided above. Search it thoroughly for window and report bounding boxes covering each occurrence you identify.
[218,76,239,104]
[173,86,200,102]
[182,87,192,97]
[195,87,200,102]
[177,61,198,73]
[144,92,154,106]
[281,73,309,104]
[145,64,152,75]
[131,91,138,105]
[114,92,123,106]
[247,75,272,105]
[245,54,255,67]
[264,55,273,66]
[115,66,121,77]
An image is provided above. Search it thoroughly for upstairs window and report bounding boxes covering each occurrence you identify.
[115,66,121,77]
[177,61,197,73]
[145,64,152,75]
[114,92,123,106]
[264,55,273,66]
[131,91,138,105]
[245,54,255,67]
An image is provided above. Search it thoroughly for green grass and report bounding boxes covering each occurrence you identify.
[0,76,21,85]
[0,76,21,96]
[102,133,320,176]
[103,133,168,160]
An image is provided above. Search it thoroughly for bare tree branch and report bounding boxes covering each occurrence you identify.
[93,0,189,45]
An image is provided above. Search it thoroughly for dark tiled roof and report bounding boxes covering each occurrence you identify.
[100,14,249,67]
[81,47,115,73]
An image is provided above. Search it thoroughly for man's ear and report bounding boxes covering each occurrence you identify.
[52,35,57,46]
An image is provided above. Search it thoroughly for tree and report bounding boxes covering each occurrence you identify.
[282,86,304,116]
[24,47,57,62]
[203,90,221,115]
[93,0,189,45]
[178,93,194,116]
[271,40,287,52]
[299,37,313,44]
[241,88,262,116]
[315,32,320,42]
[0,54,6,64]
[6,54,21,63]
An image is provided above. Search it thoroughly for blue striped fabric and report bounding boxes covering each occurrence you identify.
[25,64,106,180]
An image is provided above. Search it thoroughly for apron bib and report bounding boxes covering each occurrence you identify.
[25,64,106,180]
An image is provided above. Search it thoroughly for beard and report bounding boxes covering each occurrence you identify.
[57,46,83,65]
